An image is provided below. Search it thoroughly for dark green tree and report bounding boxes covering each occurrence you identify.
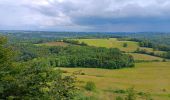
[123,43,128,47]
[0,37,77,99]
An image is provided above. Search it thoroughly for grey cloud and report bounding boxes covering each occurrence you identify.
[0,0,170,31]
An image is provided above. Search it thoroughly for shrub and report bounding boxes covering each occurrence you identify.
[162,59,167,62]
[81,72,86,75]
[138,92,153,100]
[116,96,124,100]
[123,43,128,47]
[114,89,127,94]
[0,37,78,99]
[85,81,96,91]
[125,87,136,100]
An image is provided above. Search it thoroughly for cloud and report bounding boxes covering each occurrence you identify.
[0,0,170,31]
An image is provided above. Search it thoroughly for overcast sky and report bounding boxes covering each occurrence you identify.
[0,0,170,32]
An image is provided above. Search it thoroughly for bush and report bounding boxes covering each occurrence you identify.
[162,59,167,62]
[123,43,128,47]
[85,81,96,91]
[116,96,124,100]
[81,72,86,75]
[125,88,136,100]
[114,89,127,94]
[138,92,153,100]
[0,37,78,99]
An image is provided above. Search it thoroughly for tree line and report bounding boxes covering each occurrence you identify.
[119,38,170,59]
[15,43,135,69]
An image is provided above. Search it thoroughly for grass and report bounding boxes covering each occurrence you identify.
[129,53,163,61]
[139,47,166,56]
[76,38,167,54]
[76,38,139,52]
[60,62,170,100]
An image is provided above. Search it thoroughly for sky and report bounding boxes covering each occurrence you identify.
[0,0,170,32]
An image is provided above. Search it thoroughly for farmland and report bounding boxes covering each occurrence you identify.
[76,38,139,52]
[61,62,170,100]
[76,38,166,55]
[129,53,163,61]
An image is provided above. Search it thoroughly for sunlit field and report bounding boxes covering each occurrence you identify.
[129,53,163,61]
[60,62,170,100]
[76,38,139,52]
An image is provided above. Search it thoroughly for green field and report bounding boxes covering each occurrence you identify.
[60,62,170,100]
[76,38,139,52]
[129,53,163,61]
[76,38,166,54]
[139,47,166,56]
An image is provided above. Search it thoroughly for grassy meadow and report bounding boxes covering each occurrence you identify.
[129,53,163,61]
[60,62,170,100]
[76,38,139,52]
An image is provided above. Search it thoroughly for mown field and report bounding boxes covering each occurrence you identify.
[76,38,139,52]
[129,53,163,61]
[60,62,170,100]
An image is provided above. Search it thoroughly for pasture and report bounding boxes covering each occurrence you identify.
[76,38,139,52]
[129,53,163,61]
[60,62,170,100]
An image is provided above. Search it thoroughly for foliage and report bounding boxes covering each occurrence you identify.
[0,37,77,99]
[125,88,136,100]
[13,44,51,61]
[165,51,170,59]
[137,40,170,52]
[134,48,170,59]
[15,44,135,69]
[63,39,88,46]
[138,92,153,100]
[0,36,13,70]
[85,81,96,91]
[116,96,124,100]
[123,43,128,47]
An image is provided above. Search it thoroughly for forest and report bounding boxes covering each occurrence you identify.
[0,36,78,99]
[14,40,134,69]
